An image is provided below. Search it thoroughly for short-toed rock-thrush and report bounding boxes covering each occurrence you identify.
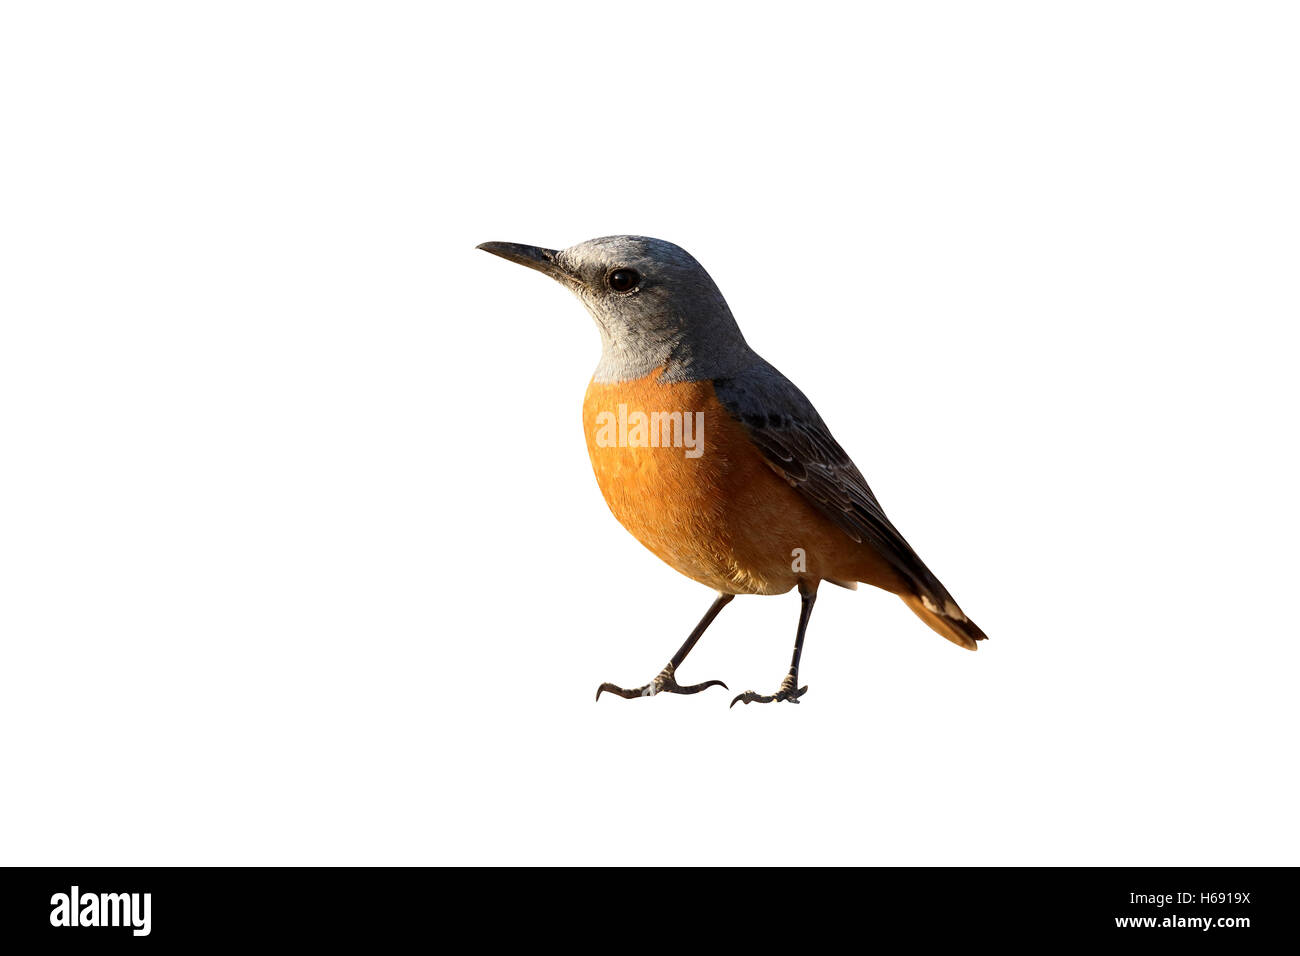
[477,236,987,706]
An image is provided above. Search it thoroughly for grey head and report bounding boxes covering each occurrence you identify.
[477,235,753,383]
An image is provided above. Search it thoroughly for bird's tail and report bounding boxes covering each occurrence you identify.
[900,592,987,650]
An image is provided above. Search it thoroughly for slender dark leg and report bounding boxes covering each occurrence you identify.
[731,580,818,707]
[596,593,734,701]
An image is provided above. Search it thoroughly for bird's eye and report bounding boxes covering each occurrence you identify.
[607,268,640,293]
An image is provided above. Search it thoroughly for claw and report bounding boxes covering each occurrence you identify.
[676,678,728,695]
[596,665,728,701]
[595,682,636,701]
[729,684,809,708]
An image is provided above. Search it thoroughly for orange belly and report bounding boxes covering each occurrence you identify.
[582,372,905,596]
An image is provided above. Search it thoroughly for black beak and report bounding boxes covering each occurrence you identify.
[476,241,573,284]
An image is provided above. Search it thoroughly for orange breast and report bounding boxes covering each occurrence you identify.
[582,372,903,596]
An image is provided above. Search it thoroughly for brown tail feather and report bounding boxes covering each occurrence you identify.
[900,593,988,650]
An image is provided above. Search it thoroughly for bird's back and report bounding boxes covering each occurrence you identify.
[711,355,988,649]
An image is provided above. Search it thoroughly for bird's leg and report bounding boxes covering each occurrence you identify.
[732,580,818,707]
[596,593,734,701]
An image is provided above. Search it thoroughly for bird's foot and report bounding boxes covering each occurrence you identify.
[730,674,807,708]
[596,663,728,701]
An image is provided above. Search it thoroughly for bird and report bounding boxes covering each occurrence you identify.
[476,236,987,706]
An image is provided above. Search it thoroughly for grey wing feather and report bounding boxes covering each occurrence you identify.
[712,359,950,601]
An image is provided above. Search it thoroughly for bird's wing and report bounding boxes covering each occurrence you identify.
[712,358,948,601]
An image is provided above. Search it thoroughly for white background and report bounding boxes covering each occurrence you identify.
[2,2,1296,866]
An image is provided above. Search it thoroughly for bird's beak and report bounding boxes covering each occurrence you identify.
[476,241,574,285]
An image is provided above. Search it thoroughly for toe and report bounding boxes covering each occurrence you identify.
[730,685,808,707]
[596,682,643,701]
[678,678,729,695]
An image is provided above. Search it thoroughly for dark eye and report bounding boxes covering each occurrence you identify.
[607,268,640,293]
